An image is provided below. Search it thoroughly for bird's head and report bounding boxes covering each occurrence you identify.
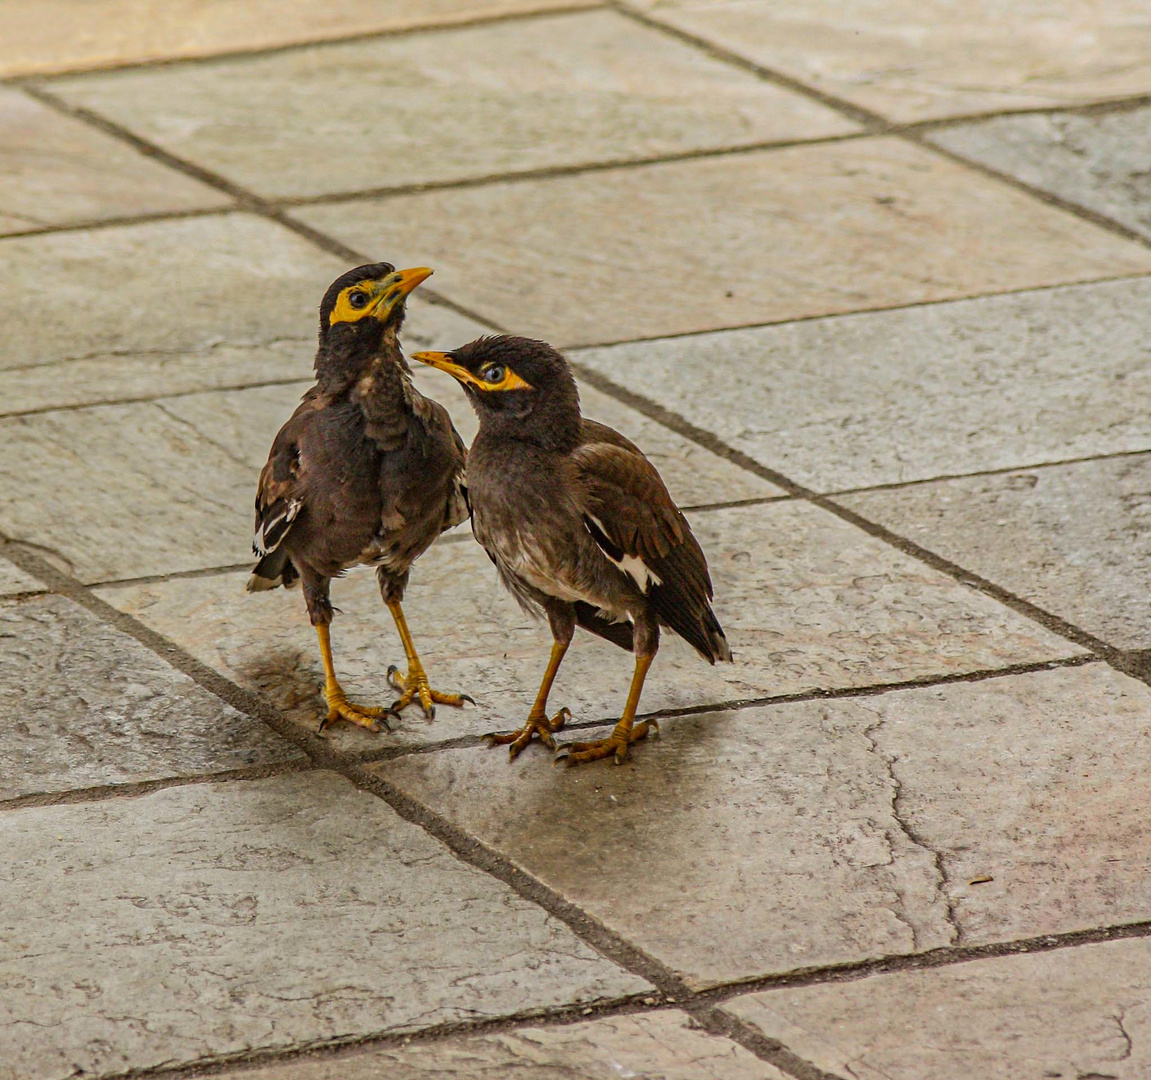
[413,336,581,450]
[315,262,432,382]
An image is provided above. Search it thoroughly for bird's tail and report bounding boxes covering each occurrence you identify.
[246,548,298,592]
[698,604,733,664]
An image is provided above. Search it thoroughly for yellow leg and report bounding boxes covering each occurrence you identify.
[316,624,390,734]
[486,640,572,760]
[386,600,474,719]
[555,654,658,766]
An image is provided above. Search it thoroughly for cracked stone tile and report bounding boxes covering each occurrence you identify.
[857,664,1151,946]
[226,1010,787,1080]
[373,700,957,988]
[841,454,1151,651]
[930,104,1151,239]
[300,138,1151,345]
[624,0,1151,123]
[0,557,43,598]
[98,500,1080,755]
[0,771,646,1080]
[0,0,600,77]
[0,86,227,235]
[0,593,299,800]
[724,937,1151,1079]
[574,278,1151,490]
[51,10,855,201]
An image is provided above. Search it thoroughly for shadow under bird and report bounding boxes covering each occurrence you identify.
[247,263,471,732]
[414,336,731,765]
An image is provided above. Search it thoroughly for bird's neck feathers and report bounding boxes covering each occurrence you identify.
[473,377,582,454]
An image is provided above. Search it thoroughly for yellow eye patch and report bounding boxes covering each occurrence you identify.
[479,366,533,392]
[328,281,384,326]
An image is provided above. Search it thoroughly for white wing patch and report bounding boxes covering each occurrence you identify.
[585,514,662,593]
[253,497,301,556]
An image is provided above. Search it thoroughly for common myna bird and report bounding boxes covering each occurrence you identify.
[413,336,730,765]
[248,263,471,732]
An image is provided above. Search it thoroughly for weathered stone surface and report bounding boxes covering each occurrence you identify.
[931,104,1151,239]
[842,454,1151,651]
[0,593,298,800]
[231,1011,787,1080]
[627,0,1151,122]
[301,139,1151,345]
[0,557,42,598]
[0,213,482,416]
[725,937,1151,1079]
[0,771,645,1080]
[53,10,855,201]
[98,500,1081,754]
[0,86,225,235]
[0,0,600,77]
[574,278,1151,490]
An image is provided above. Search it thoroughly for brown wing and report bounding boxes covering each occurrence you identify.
[252,388,323,557]
[571,420,731,663]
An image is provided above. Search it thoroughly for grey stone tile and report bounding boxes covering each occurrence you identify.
[97,500,1082,754]
[0,557,43,597]
[930,105,1151,239]
[0,771,645,1080]
[52,10,855,201]
[841,455,1151,651]
[574,278,1151,490]
[230,1010,787,1080]
[0,593,298,800]
[374,663,1151,987]
[0,0,602,78]
[300,139,1151,345]
[626,0,1151,122]
[725,937,1151,1079]
[0,86,226,235]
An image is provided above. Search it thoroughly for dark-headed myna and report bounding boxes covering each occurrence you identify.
[248,263,471,732]
[413,336,731,765]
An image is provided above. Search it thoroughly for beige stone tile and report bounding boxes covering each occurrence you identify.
[300,139,1151,345]
[627,0,1151,122]
[0,213,478,416]
[842,454,1151,652]
[725,937,1151,1079]
[52,10,855,202]
[374,663,1151,986]
[574,278,1151,490]
[230,1010,787,1080]
[0,87,226,235]
[98,501,1082,754]
[0,0,602,77]
[0,593,300,800]
[0,557,43,597]
[0,771,645,1079]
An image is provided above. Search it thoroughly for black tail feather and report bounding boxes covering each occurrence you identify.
[246,548,297,592]
[574,601,635,652]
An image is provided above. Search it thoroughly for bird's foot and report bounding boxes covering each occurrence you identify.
[319,684,393,734]
[554,719,659,766]
[485,707,572,760]
[387,663,474,720]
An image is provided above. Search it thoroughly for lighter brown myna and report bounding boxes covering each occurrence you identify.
[413,336,731,765]
[248,263,471,732]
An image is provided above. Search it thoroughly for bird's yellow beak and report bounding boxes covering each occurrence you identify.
[371,266,433,321]
[411,350,477,385]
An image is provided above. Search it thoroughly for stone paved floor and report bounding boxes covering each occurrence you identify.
[3,3,1151,1078]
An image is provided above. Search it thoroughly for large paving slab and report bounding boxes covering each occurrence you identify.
[0,87,226,236]
[842,454,1151,652]
[373,662,1151,987]
[97,499,1082,753]
[574,277,1151,490]
[0,212,481,416]
[725,937,1151,1079]
[300,138,1151,345]
[930,104,1151,239]
[0,0,600,78]
[52,10,854,202]
[0,556,43,598]
[225,1010,786,1080]
[625,0,1151,123]
[0,771,645,1080]
[0,593,298,800]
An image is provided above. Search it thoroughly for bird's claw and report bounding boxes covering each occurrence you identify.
[486,707,572,760]
[318,686,395,734]
[387,663,473,719]
[554,719,659,766]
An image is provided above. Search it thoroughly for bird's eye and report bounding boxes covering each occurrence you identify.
[348,290,369,309]
[482,364,505,384]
